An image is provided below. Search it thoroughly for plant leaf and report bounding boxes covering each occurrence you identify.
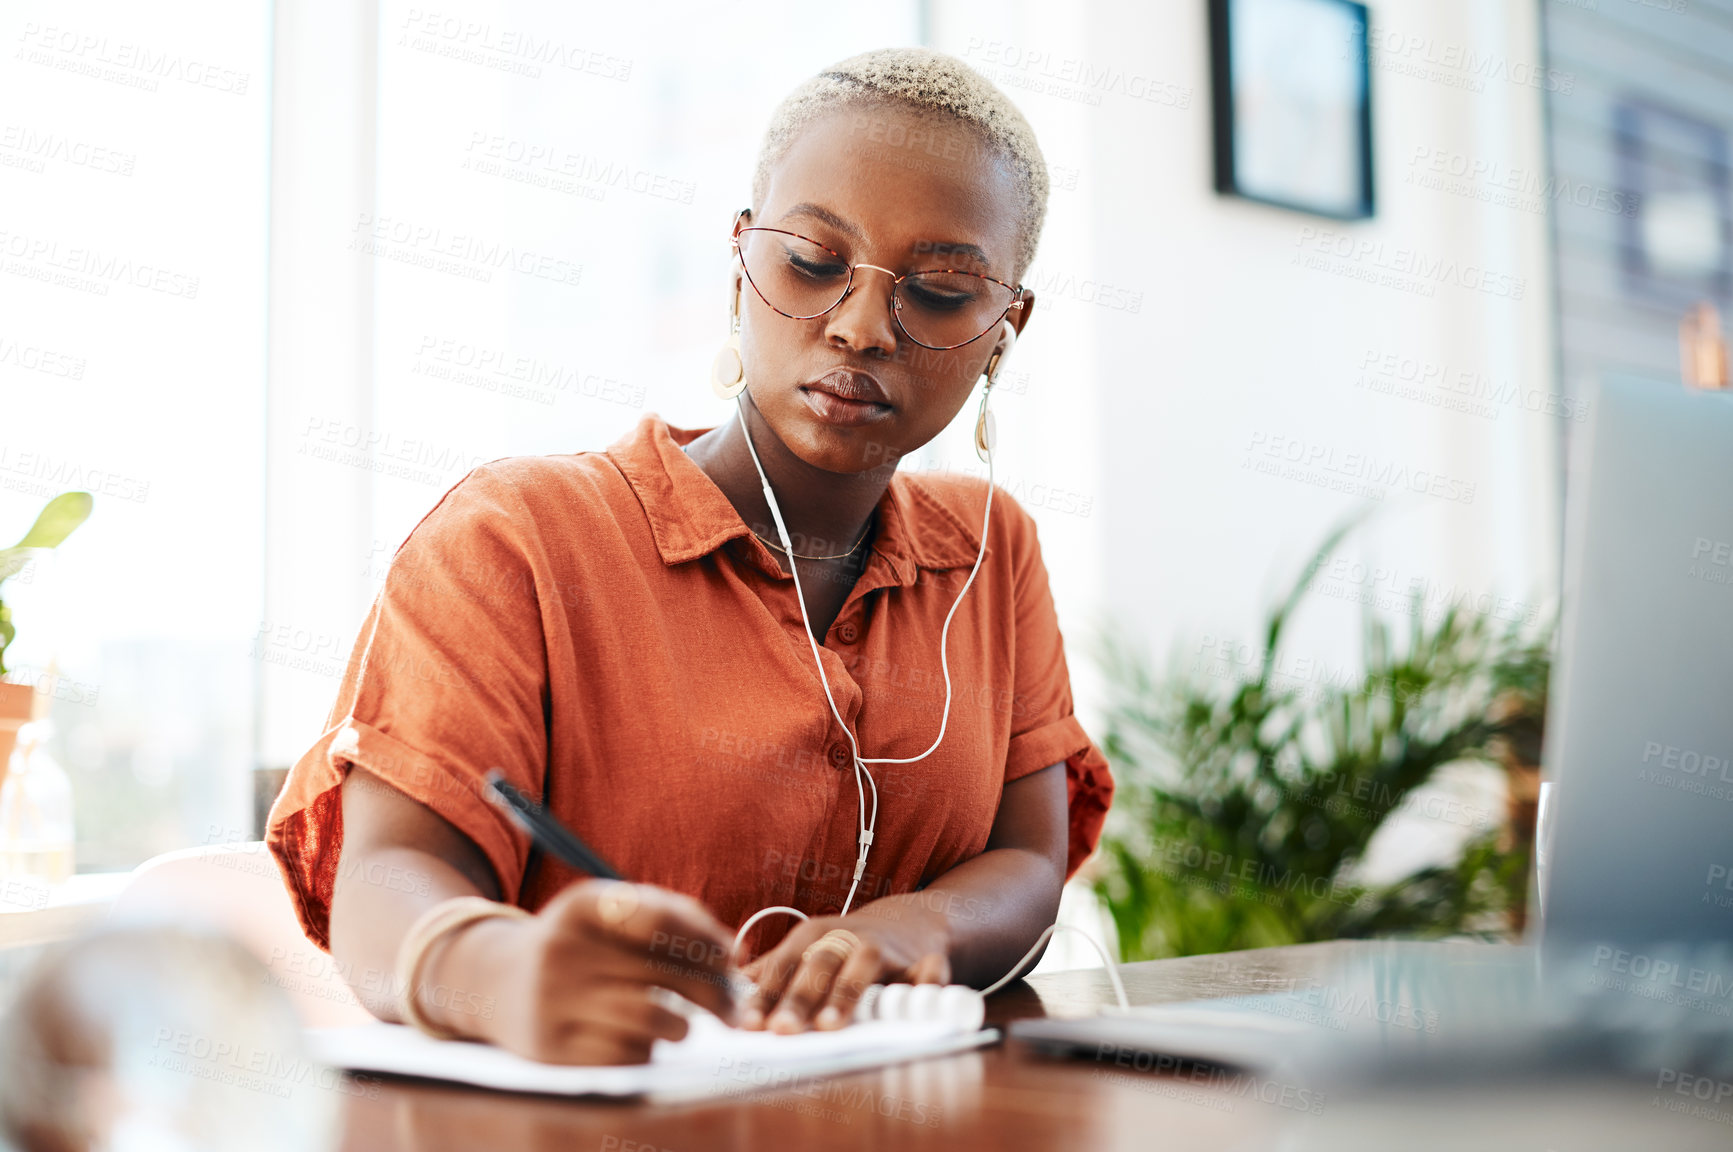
[1093,515,1549,962]
[0,600,13,677]
[0,549,30,584]
[12,491,93,550]
[1260,509,1372,681]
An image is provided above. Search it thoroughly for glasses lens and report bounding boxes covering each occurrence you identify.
[737,230,850,319]
[895,271,1015,348]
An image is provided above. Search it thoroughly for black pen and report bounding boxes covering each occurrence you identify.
[484,770,624,881]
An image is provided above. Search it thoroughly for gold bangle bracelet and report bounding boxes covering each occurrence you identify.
[395,896,532,1039]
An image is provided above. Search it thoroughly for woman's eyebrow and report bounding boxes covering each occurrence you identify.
[914,239,991,267]
[780,202,861,239]
[777,203,995,270]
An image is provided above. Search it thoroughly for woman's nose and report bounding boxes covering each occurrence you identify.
[824,267,899,356]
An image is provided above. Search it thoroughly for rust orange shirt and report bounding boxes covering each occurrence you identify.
[267,414,1113,953]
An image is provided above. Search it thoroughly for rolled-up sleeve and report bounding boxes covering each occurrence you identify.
[1000,499,1114,881]
[265,464,550,950]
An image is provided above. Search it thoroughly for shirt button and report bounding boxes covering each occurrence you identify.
[827,742,852,770]
[836,621,860,644]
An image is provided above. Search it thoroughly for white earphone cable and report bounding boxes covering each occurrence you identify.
[732,905,809,956]
[731,385,993,915]
[977,922,1131,1011]
[727,904,1128,1013]
[721,377,1124,1017]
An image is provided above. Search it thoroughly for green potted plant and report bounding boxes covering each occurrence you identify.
[0,492,93,793]
[1090,523,1551,960]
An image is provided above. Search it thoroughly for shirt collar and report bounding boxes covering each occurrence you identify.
[606,414,984,584]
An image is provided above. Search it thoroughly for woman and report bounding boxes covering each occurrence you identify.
[267,47,1113,1066]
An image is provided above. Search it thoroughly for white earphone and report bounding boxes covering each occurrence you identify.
[716,312,1136,1020]
[732,321,1011,916]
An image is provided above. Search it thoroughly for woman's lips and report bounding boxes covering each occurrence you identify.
[799,384,893,427]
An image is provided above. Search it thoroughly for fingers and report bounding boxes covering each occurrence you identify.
[537,1022,657,1066]
[546,882,739,1022]
[522,986,690,1066]
[578,882,735,961]
[815,943,883,1030]
[739,920,829,1030]
[805,945,947,1030]
[766,929,891,1034]
[571,983,692,1046]
[910,950,951,986]
[766,937,855,1034]
[626,946,739,1024]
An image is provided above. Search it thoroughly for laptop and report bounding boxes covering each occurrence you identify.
[1011,376,1733,1084]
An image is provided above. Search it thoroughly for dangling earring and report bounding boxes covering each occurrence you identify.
[711,281,747,400]
[974,351,1001,463]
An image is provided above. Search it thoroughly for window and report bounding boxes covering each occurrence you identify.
[2,2,271,871]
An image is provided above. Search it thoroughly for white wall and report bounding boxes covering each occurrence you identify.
[931,0,1560,722]
[923,1,1561,900]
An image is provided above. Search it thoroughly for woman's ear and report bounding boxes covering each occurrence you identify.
[1006,287,1035,337]
[983,321,1016,385]
[728,209,751,323]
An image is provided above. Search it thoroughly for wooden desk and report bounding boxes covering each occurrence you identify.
[339,937,1733,1150]
[334,940,1433,1152]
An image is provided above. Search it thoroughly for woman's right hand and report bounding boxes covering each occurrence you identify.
[420,880,741,1065]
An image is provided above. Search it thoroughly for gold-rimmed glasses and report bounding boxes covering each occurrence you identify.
[733,226,1022,351]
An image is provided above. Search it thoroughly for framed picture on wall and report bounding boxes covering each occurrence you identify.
[1614,97,1733,308]
[1209,0,1375,220]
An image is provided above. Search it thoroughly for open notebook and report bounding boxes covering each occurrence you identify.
[308,1010,997,1101]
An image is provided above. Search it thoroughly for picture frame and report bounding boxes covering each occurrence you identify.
[1208,0,1375,220]
[1613,96,1733,309]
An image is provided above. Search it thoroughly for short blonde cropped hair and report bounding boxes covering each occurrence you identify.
[751,47,1049,282]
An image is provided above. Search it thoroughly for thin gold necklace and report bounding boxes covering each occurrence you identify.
[752,518,873,561]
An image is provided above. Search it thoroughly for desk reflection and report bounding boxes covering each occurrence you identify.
[344,1049,987,1152]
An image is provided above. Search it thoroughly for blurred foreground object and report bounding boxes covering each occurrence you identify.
[0,926,341,1152]
[1092,524,1550,960]
[1679,301,1730,390]
[108,843,373,1029]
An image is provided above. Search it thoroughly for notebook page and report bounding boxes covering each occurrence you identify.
[308,1010,997,1100]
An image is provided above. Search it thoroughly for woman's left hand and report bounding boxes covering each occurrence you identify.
[737,905,951,1033]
